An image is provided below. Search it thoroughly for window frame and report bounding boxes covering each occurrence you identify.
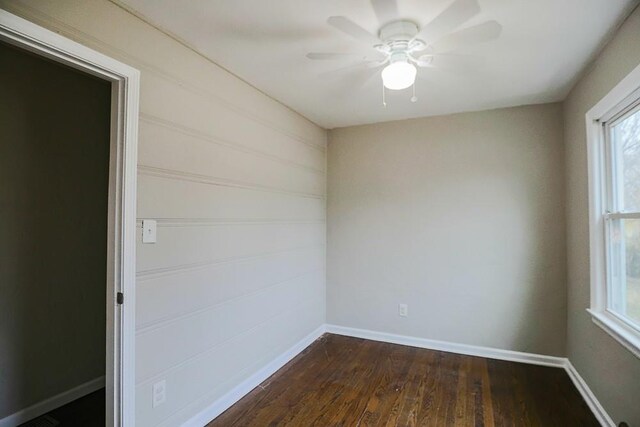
[586,62,640,359]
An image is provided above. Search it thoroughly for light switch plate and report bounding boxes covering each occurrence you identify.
[142,219,157,244]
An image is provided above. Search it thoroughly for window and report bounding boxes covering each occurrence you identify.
[587,64,640,358]
[605,107,640,325]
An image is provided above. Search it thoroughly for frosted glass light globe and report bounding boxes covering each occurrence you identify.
[381,61,417,90]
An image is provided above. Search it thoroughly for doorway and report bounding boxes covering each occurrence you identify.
[0,10,139,427]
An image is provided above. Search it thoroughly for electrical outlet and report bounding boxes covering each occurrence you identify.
[152,380,166,408]
[398,303,408,317]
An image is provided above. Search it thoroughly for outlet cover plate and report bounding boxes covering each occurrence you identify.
[399,303,408,317]
[152,379,166,408]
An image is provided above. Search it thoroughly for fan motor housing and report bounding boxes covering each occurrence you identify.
[379,20,419,42]
[377,20,426,54]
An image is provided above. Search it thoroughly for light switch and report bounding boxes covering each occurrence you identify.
[142,219,157,243]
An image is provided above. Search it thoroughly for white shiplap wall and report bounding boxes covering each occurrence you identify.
[0,1,327,425]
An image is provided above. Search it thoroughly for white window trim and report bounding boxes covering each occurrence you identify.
[586,60,640,359]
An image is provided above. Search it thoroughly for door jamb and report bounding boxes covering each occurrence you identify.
[0,9,139,427]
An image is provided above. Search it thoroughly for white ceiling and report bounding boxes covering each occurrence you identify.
[119,0,636,129]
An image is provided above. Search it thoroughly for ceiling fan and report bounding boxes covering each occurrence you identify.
[306,0,502,104]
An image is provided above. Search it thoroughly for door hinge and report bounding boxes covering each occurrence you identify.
[117,292,124,305]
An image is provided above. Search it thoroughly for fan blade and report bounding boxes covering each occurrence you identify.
[416,53,483,72]
[415,0,481,43]
[414,55,434,68]
[320,62,367,78]
[431,21,502,53]
[319,60,385,78]
[306,52,384,61]
[370,0,399,25]
[327,16,381,46]
[321,64,382,97]
[354,66,383,90]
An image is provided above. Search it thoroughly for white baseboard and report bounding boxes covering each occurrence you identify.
[0,376,105,427]
[564,360,615,427]
[326,324,616,427]
[326,324,567,367]
[181,324,327,427]
[182,323,615,427]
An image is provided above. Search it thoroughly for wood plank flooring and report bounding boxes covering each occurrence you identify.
[208,334,598,426]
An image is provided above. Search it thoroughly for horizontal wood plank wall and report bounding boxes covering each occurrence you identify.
[0,1,327,426]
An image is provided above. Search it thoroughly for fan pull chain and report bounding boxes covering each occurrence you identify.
[382,82,386,107]
[382,81,418,106]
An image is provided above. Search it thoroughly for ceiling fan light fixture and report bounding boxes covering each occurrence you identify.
[381,60,417,90]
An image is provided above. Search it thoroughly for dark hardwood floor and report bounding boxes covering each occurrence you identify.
[208,334,598,426]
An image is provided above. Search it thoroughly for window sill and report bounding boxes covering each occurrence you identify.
[587,309,640,359]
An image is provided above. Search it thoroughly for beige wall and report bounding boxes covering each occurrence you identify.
[0,42,109,418]
[564,5,640,426]
[0,1,327,426]
[328,103,566,356]
[6,0,639,425]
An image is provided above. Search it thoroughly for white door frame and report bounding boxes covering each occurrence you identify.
[0,9,139,427]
